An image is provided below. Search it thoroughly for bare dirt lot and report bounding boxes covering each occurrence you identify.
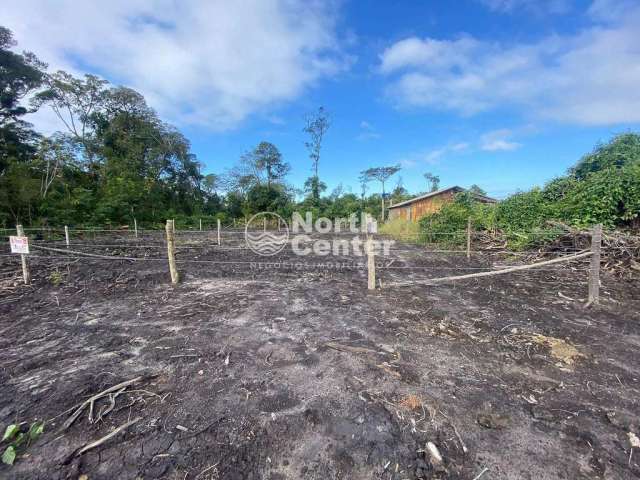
[1,232,639,479]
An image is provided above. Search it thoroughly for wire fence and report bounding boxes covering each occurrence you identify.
[0,221,603,304]
[1,225,596,258]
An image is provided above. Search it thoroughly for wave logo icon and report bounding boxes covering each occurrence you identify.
[245,212,289,256]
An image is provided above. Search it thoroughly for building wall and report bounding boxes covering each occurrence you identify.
[388,190,458,222]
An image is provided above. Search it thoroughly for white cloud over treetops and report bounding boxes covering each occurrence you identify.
[2,0,349,130]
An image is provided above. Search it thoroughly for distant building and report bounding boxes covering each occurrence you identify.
[387,186,497,222]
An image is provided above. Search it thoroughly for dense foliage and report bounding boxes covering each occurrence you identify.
[1,26,638,235]
[419,133,640,247]
[0,27,398,229]
[0,28,205,228]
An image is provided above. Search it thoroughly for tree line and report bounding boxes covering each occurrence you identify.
[4,25,636,233]
[0,26,424,229]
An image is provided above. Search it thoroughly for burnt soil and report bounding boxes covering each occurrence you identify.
[0,231,639,479]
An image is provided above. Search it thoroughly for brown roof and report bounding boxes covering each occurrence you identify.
[388,186,497,209]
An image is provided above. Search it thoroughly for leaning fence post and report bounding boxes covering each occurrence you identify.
[65,225,70,248]
[466,217,472,260]
[217,219,221,246]
[588,224,602,305]
[16,224,30,285]
[134,218,138,238]
[165,219,179,284]
[367,236,376,290]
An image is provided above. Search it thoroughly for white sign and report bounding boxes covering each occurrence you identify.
[9,236,29,254]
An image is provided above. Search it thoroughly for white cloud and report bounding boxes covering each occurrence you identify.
[450,142,470,152]
[423,147,447,163]
[399,158,417,168]
[480,129,522,151]
[2,0,348,131]
[399,142,469,167]
[267,116,286,126]
[379,1,640,125]
[478,0,572,15]
[379,36,479,75]
[587,0,638,22]
[357,120,380,140]
[357,132,380,141]
[398,132,519,166]
[482,139,520,151]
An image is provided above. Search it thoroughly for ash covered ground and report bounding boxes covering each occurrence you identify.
[1,231,639,479]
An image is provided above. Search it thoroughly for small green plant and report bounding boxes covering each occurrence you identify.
[49,270,63,286]
[2,421,44,465]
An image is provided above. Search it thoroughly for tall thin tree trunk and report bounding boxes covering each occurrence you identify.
[381,181,385,221]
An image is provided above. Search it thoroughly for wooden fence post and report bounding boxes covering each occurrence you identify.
[134,218,138,238]
[16,224,30,285]
[367,236,376,290]
[466,217,472,260]
[588,224,602,305]
[263,217,266,232]
[65,225,70,248]
[199,218,202,231]
[165,219,179,284]
[217,219,221,246]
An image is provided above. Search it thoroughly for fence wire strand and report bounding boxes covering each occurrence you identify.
[1,226,602,288]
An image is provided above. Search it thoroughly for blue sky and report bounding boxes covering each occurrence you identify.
[4,0,640,198]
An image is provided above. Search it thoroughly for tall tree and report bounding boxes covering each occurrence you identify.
[253,141,290,187]
[202,174,219,196]
[0,26,46,223]
[33,71,108,165]
[358,173,369,206]
[468,184,486,196]
[0,26,45,170]
[391,176,410,205]
[223,155,261,194]
[246,183,291,214]
[200,173,222,214]
[303,176,327,199]
[78,81,201,222]
[303,106,330,203]
[224,141,289,192]
[362,164,401,221]
[424,172,440,192]
[35,134,76,199]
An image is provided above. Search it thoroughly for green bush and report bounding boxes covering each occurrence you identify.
[571,132,640,180]
[416,192,499,246]
[496,188,548,231]
[416,133,640,249]
[556,163,640,227]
